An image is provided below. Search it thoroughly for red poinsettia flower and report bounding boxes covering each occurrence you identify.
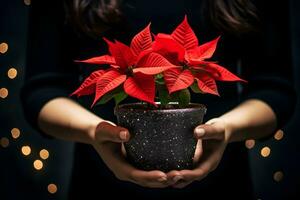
[152,16,246,95]
[72,24,178,106]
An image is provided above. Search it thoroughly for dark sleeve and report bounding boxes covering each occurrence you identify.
[241,1,297,129]
[21,0,79,132]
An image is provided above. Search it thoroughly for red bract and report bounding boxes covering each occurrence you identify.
[72,24,178,106]
[153,16,246,95]
[72,16,246,107]
[71,70,105,97]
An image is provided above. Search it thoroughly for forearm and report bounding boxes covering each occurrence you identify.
[220,99,277,143]
[38,97,104,144]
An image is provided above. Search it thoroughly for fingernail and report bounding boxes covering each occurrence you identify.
[173,175,183,182]
[119,130,127,140]
[158,176,167,182]
[195,128,205,137]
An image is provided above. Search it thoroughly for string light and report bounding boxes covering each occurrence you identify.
[0,88,8,98]
[11,128,21,139]
[24,0,31,6]
[273,171,284,182]
[39,149,49,160]
[33,160,43,170]
[0,42,8,54]
[21,146,31,156]
[7,68,18,79]
[274,130,284,141]
[245,139,255,149]
[0,137,9,148]
[260,146,271,157]
[47,183,58,194]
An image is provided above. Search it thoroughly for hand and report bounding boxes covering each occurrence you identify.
[167,118,231,188]
[91,121,176,188]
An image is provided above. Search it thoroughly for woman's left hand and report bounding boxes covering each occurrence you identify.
[167,118,231,188]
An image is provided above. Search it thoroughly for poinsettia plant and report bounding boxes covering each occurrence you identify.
[72,16,245,107]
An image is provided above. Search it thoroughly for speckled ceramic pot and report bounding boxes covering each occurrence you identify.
[114,103,206,172]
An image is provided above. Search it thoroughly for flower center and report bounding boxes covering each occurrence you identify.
[182,62,190,70]
[125,66,134,76]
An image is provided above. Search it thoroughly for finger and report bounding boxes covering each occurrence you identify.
[177,166,209,183]
[95,143,169,188]
[179,144,223,183]
[172,162,211,188]
[171,163,209,189]
[130,170,169,188]
[121,143,127,156]
[166,170,184,185]
[194,124,224,140]
[193,139,203,164]
[95,121,130,143]
[205,118,222,125]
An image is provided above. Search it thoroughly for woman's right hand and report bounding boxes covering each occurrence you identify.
[91,121,174,188]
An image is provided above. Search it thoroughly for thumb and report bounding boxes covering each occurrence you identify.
[95,121,130,143]
[194,119,225,140]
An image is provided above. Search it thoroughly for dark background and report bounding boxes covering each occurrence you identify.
[0,0,299,199]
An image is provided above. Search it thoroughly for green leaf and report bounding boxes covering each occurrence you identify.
[96,91,117,105]
[190,81,203,94]
[169,88,191,108]
[158,85,171,106]
[155,78,165,85]
[155,73,163,79]
[96,86,125,106]
[178,89,191,108]
[114,91,128,105]
[155,74,165,85]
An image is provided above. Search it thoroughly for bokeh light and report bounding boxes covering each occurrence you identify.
[39,149,49,160]
[274,130,284,140]
[0,42,8,54]
[47,183,57,194]
[0,137,9,148]
[11,128,21,139]
[21,146,31,156]
[24,0,31,6]
[273,171,284,182]
[245,139,255,149]
[7,68,18,79]
[261,146,271,157]
[33,160,43,170]
[0,88,8,98]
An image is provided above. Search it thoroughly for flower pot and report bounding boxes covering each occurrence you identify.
[114,103,206,172]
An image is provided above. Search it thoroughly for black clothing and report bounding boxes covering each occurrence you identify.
[21,0,296,199]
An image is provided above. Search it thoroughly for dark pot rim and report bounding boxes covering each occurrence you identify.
[114,102,207,114]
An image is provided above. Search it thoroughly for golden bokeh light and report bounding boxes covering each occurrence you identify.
[40,149,49,160]
[33,160,43,170]
[274,130,284,141]
[273,171,284,182]
[47,183,58,194]
[0,137,9,148]
[24,0,31,6]
[0,42,8,54]
[0,88,8,98]
[7,68,18,79]
[261,146,271,157]
[21,146,31,156]
[11,128,21,139]
[245,139,255,149]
